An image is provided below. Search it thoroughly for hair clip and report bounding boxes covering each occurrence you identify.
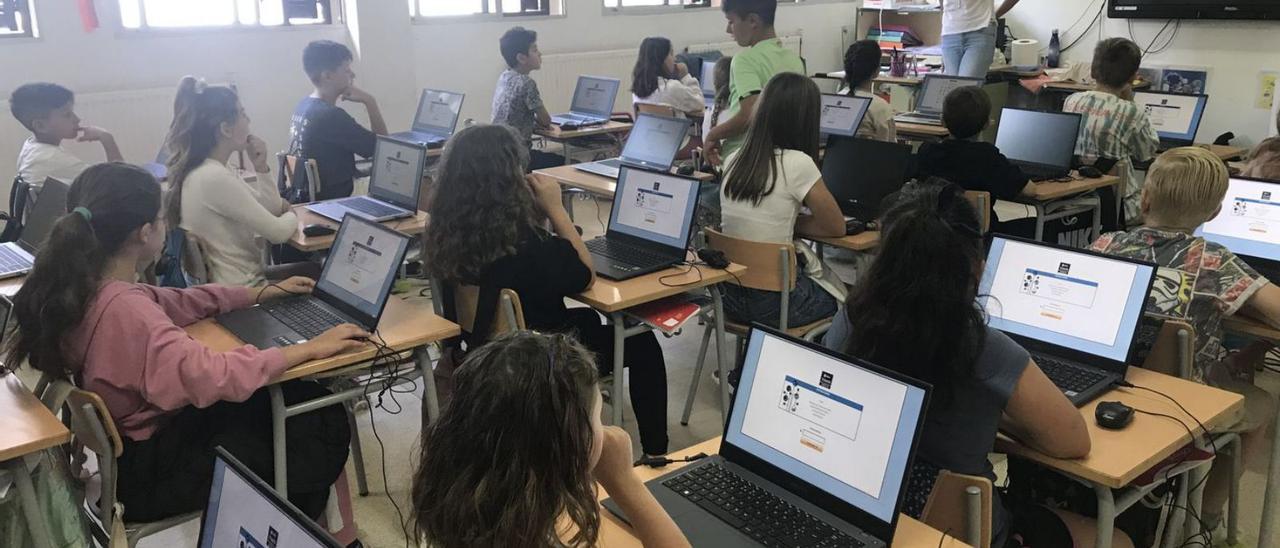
[73,207,92,222]
[193,78,208,95]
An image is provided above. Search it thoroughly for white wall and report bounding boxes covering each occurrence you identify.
[1005,2,1280,148]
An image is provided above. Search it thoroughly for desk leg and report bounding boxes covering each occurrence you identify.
[1260,405,1280,548]
[1034,202,1047,242]
[710,285,731,417]
[1185,463,1209,542]
[1094,484,1116,548]
[1090,199,1102,243]
[269,385,288,493]
[1229,435,1241,546]
[563,142,574,165]
[6,458,55,548]
[610,312,626,426]
[562,190,575,222]
[418,345,440,425]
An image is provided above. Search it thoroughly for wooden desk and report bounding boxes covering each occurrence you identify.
[185,296,460,493]
[597,437,970,547]
[1016,174,1122,242]
[537,121,635,164]
[0,374,72,548]
[1026,174,1121,201]
[0,274,25,299]
[896,121,950,141]
[1199,143,1247,161]
[287,205,429,253]
[811,231,880,252]
[535,164,714,201]
[1042,81,1094,93]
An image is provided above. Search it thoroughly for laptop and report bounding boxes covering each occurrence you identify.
[0,178,69,279]
[551,75,621,128]
[995,107,1082,181]
[584,166,700,280]
[390,89,465,148]
[1133,91,1209,150]
[604,326,930,548]
[820,94,872,138]
[978,235,1158,406]
[216,214,410,349]
[574,113,689,179]
[199,447,342,548]
[893,74,984,126]
[304,136,427,223]
[1196,176,1280,281]
[701,58,718,108]
[820,138,912,220]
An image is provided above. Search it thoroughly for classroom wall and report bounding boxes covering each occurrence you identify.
[1005,2,1280,148]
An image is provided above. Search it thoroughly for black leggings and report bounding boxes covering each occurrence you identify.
[559,307,669,455]
[116,381,350,521]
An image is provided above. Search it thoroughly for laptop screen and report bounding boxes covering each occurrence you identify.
[1196,177,1280,262]
[570,76,620,116]
[412,89,464,134]
[995,108,1081,170]
[199,449,341,548]
[369,137,427,208]
[916,75,984,114]
[701,59,717,96]
[1134,91,1207,143]
[820,94,872,137]
[725,329,928,525]
[609,167,699,250]
[978,237,1155,363]
[19,179,68,251]
[620,114,689,171]
[315,215,410,321]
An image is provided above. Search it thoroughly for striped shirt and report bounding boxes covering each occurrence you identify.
[1062,90,1160,221]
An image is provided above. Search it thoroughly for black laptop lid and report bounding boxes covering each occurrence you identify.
[995,108,1082,172]
[199,447,342,548]
[314,214,411,328]
[820,138,911,219]
[18,178,69,252]
[368,136,428,211]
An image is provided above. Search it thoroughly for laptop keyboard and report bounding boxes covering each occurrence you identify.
[586,238,674,269]
[664,463,863,547]
[1036,355,1110,396]
[342,198,403,219]
[265,299,347,340]
[0,245,32,274]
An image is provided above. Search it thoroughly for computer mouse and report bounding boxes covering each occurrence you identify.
[845,218,868,236]
[677,164,696,176]
[303,224,336,237]
[1095,401,1134,430]
[1078,166,1103,179]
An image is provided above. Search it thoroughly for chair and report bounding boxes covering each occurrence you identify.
[920,470,994,548]
[450,283,526,338]
[635,102,678,118]
[0,175,31,243]
[680,229,835,424]
[278,153,321,203]
[963,190,991,234]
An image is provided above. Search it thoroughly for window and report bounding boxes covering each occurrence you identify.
[0,0,35,38]
[119,0,334,30]
[409,0,562,18]
[604,0,715,8]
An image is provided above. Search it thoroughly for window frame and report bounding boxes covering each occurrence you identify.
[118,0,340,32]
[0,0,36,39]
[604,0,851,16]
[409,0,565,22]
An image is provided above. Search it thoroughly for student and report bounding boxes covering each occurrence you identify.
[10,83,122,192]
[841,40,897,142]
[702,56,734,140]
[165,77,309,287]
[703,0,805,165]
[824,180,1133,548]
[631,37,705,117]
[4,162,366,521]
[285,40,387,203]
[492,27,560,172]
[1062,37,1159,224]
[424,124,671,457]
[720,73,846,328]
[410,331,689,548]
[1242,136,1280,180]
[1090,147,1280,532]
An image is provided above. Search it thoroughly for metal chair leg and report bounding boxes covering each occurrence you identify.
[344,402,369,497]
[682,323,714,426]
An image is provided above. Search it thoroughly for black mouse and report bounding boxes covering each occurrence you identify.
[303,224,336,237]
[677,164,696,176]
[1095,401,1134,430]
[1078,166,1103,179]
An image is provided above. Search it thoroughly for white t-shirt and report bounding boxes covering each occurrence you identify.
[16,137,89,191]
[720,148,822,245]
[179,159,296,287]
[632,74,707,116]
[942,0,994,36]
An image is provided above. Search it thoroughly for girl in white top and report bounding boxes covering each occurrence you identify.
[702,56,734,141]
[630,37,705,117]
[164,76,299,287]
[720,72,846,328]
[841,40,898,143]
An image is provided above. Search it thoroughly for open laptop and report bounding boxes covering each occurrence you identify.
[584,166,699,280]
[1134,91,1209,150]
[995,107,1082,181]
[820,137,912,220]
[390,89,465,148]
[605,326,930,547]
[199,447,342,548]
[1196,176,1280,281]
[574,113,689,179]
[216,214,410,349]
[0,178,69,279]
[978,235,1158,406]
[305,136,426,223]
[820,94,872,138]
[701,58,718,108]
[893,74,984,126]
[551,75,621,129]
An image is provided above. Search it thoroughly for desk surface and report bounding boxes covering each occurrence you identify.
[537,121,634,140]
[573,261,748,313]
[535,165,715,198]
[896,122,950,138]
[287,206,429,253]
[0,375,71,462]
[996,367,1243,489]
[0,274,25,298]
[1025,174,1121,201]
[812,231,881,251]
[1041,81,1094,93]
[185,296,460,382]
[1223,314,1280,343]
[596,437,970,547]
[1199,143,1247,161]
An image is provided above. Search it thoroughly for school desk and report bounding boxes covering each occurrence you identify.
[1200,143,1247,161]
[1221,314,1280,548]
[287,205,428,253]
[896,121,951,141]
[185,295,460,493]
[536,121,635,165]
[533,164,715,222]
[0,374,72,548]
[810,231,881,252]
[1016,173,1122,242]
[996,367,1244,548]
[593,436,971,547]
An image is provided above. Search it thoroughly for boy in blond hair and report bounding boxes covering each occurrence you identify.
[1091,146,1280,540]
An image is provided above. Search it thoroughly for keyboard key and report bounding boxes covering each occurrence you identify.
[1037,356,1108,396]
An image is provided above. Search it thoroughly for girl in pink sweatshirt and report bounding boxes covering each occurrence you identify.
[5,162,368,521]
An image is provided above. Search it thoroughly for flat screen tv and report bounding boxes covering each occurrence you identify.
[1109,0,1280,19]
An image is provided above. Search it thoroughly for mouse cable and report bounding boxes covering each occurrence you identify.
[255,282,307,305]
[1117,380,1220,498]
[634,452,709,468]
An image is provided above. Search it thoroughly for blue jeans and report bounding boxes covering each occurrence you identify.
[941,23,997,78]
[722,276,838,329]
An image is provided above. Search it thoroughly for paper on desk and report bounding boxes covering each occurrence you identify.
[994,199,1036,222]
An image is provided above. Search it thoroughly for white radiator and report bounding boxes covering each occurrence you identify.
[686,33,804,58]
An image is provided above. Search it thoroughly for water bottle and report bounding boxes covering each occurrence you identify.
[1047,29,1061,69]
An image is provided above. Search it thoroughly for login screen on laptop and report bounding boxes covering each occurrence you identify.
[1196,177,1280,261]
[916,76,982,113]
[1134,92,1206,143]
[572,77,619,115]
[622,115,688,170]
[413,90,463,133]
[610,169,697,249]
[820,94,871,137]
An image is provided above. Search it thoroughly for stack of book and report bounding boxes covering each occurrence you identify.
[867,25,923,50]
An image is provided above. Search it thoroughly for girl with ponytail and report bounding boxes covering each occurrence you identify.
[6,163,367,521]
[165,76,309,287]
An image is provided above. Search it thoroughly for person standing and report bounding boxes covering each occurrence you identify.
[941,0,1020,78]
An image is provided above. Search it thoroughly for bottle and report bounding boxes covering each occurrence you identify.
[1047,29,1061,69]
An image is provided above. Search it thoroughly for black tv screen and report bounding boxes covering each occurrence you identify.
[1110,0,1280,19]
